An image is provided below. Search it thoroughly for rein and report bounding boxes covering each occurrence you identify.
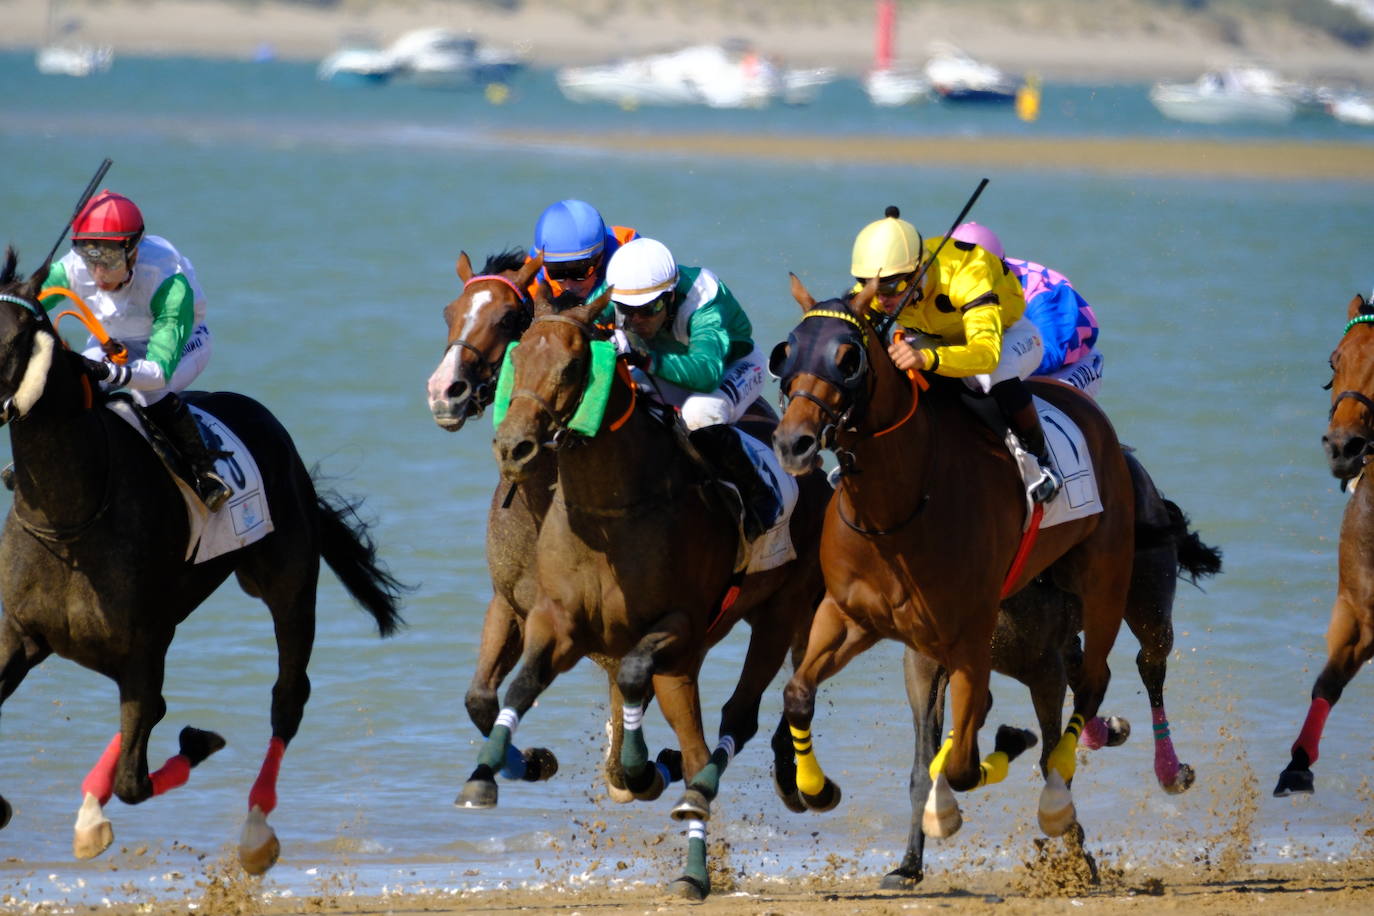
[43,286,128,364]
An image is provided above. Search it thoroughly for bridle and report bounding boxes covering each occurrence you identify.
[447,273,532,417]
[1328,309,1374,424]
[508,312,601,448]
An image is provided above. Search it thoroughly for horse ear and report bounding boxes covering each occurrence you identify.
[851,277,879,313]
[789,272,815,311]
[577,287,611,324]
[1349,293,1369,318]
[532,278,554,317]
[0,246,18,286]
[515,251,544,290]
[456,252,473,283]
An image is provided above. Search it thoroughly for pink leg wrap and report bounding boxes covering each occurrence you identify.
[150,755,191,796]
[1080,716,1108,750]
[1293,697,1332,764]
[81,733,122,804]
[248,737,286,814]
[1152,707,1181,785]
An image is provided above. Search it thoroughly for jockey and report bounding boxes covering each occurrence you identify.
[603,237,773,539]
[38,190,232,511]
[853,205,1061,504]
[528,199,637,301]
[951,222,1103,398]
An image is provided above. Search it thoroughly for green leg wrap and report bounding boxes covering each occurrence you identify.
[684,820,709,892]
[477,724,512,770]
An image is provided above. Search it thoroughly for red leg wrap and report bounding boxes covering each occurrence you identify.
[1293,697,1332,764]
[81,733,122,804]
[150,755,191,796]
[248,737,286,814]
[1151,707,1181,784]
[1080,716,1108,750]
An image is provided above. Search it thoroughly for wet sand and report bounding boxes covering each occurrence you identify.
[498,130,1374,181]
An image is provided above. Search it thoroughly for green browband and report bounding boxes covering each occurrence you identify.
[1344,313,1374,336]
[491,339,619,437]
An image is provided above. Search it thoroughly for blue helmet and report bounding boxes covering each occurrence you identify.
[534,199,608,263]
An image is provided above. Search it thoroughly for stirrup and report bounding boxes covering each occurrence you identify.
[1,463,13,492]
[198,471,232,512]
[1029,463,1063,505]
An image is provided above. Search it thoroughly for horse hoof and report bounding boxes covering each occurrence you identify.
[0,797,11,831]
[772,764,806,813]
[669,875,708,901]
[802,778,842,813]
[178,726,227,766]
[671,787,711,822]
[606,783,635,804]
[656,748,684,783]
[72,792,113,860]
[922,773,961,838]
[1273,767,1314,797]
[630,762,669,802]
[238,805,280,875]
[521,747,558,783]
[455,778,499,809]
[880,869,922,890]
[1163,762,1196,795]
[1038,772,1076,837]
[1105,716,1130,747]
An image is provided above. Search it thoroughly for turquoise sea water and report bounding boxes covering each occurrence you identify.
[2,52,1374,905]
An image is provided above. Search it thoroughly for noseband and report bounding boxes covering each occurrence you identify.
[1329,310,1374,426]
[448,274,533,416]
[508,312,599,447]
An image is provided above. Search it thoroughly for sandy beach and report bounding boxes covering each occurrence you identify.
[6,0,1374,83]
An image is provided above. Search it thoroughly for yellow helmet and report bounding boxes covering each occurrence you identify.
[850,206,922,279]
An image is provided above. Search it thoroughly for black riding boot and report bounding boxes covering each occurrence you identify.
[689,423,773,540]
[991,379,1062,505]
[145,393,232,512]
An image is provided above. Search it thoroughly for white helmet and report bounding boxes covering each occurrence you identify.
[606,237,678,307]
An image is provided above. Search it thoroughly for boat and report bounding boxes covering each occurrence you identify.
[862,1,930,107]
[35,43,112,77]
[1149,65,1298,124]
[781,66,837,106]
[317,36,394,86]
[1330,93,1374,126]
[557,42,791,109]
[384,28,523,90]
[923,42,1018,103]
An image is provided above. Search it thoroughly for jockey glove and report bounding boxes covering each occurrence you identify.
[611,329,652,368]
[82,356,132,389]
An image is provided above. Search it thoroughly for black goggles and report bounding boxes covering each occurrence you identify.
[617,292,669,318]
[858,272,916,298]
[545,258,599,283]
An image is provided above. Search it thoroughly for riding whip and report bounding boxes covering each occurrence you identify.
[876,176,990,340]
[42,157,113,269]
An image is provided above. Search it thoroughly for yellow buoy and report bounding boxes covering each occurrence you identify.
[1016,75,1041,123]
[485,82,511,106]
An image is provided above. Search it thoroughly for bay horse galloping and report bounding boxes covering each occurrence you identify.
[426,250,640,800]
[466,289,829,899]
[1275,292,1374,796]
[771,277,1135,842]
[0,249,406,874]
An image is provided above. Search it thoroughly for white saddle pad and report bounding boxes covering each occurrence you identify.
[106,400,274,563]
[1008,395,1103,530]
[737,430,800,573]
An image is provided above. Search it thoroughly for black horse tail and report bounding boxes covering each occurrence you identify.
[1160,498,1223,587]
[315,488,409,637]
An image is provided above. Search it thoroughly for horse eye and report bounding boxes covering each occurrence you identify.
[838,345,862,379]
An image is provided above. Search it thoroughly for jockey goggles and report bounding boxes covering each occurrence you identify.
[76,242,130,271]
[616,291,668,318]
[545,257,599,283]
[860,271,917,298]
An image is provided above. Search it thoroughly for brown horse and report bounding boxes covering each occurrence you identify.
[464,289,829,898]
[426,249,645,800]
[1275,292,1374,796]
[0,249,406,873]
[771,277,1135,840]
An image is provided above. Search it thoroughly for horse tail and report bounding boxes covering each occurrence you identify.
[1157,498,1223,587]
[314,486,409,637]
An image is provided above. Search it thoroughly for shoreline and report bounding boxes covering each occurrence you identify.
[5,0,1374,84]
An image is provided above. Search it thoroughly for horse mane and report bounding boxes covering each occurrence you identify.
[481,249,528,276]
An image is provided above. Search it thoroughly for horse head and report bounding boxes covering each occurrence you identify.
[427,249,543,431]
[770,275,887,476]
[491,283,612,483]
[0,247,63,426]
[1324,292,1374,482]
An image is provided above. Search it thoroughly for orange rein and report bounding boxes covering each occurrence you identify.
[871,331,927,438]
[608,357,637,432]
[42,286,128,364]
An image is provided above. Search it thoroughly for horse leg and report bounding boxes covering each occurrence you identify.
[1123,547,1194,794]
[881,647,949,890]
[457,602,577,809]
[782,596,878,814]
[0,624,50,831]
[1275,592,1374,796]
[594,657,637,804]
[615,618,694,804]
[643,668,716,901]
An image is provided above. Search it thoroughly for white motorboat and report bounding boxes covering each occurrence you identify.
[317,39,394,86]
[35,43,112,77]
[781,66,837,106]
[924,42,1018,103]
[557,43,787,109]
[1330,93,1374,126]
[1149,66,1298,124]
[864,67,931,107]
[384,28,523,90]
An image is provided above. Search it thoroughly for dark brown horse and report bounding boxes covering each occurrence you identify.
[0,249,405,873]
[1275,292,1374,796]
[465,289,829,898]
[771,277,1136,843]
[426,249,644,800]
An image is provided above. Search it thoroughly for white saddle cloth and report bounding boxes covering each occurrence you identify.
[1008,395,1103,530]
[106,399,274,563]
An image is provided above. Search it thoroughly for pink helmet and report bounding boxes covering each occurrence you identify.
[950,221,1004,259]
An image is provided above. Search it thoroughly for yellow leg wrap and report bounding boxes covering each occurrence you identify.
[977,750,1010,788]
[790,725,826,797]
[1048,714,1085,782]
[928,735,954,780]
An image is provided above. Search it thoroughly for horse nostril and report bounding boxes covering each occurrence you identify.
[1343,437,1368,460]
[510,439,537,465]
[447,380,470,403]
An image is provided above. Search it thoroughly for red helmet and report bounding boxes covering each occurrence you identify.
[72,190,144,243]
